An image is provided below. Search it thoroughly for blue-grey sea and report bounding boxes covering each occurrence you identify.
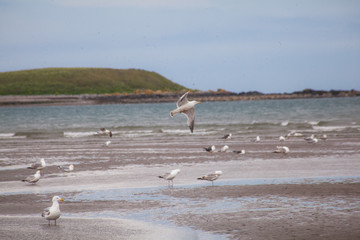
[1,97,359,138]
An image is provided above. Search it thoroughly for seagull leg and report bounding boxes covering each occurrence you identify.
[55,219,56,226]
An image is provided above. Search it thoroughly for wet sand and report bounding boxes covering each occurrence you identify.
[1,132,360,239]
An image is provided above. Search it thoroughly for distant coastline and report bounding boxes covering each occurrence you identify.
[0,89,359,106]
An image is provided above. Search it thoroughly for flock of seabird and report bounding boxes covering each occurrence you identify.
[19,91,329,225]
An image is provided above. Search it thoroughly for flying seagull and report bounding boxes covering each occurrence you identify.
[99,128,112,137]
[197,171,223,186]
[27,158,46,170]
[21,170,41,184]
[170,92,201,133]
[158,169,180,187]
[42,196,64,226]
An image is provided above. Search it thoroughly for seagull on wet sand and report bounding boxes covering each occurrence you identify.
[252,136,260,143]
[204,145,216,153]
[42,196,64,226]
[57,164,74,172]
[21,170,41,184]
[222,133,232,139]
[273,146,290,154]
[158,169,180,187]
[170,92,201,133]
[27,158,46,170]
[233,149,246,154]
[197,171,223,186]
[219,145,229,152]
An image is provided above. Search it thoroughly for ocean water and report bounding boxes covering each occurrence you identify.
[0,97,359,138]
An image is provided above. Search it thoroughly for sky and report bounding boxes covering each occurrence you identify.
[0,0,359,93]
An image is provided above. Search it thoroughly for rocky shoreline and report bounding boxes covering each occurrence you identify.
[0,89,359,106]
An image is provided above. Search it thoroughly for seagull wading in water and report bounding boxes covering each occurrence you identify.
[170,92,201,133]
[197,171,223,186]
[158,169,181,187]
[42,196,64,226]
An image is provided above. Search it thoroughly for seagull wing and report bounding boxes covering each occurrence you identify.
[42,207,51,217]
[28,162,40,169]
[182,108,195,133]
[177,92,189,107]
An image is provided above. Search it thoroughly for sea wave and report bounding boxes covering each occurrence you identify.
[64,131,98,138]
[312,125,360,132]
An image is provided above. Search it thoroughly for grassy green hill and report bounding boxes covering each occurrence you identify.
[0,68,187,95]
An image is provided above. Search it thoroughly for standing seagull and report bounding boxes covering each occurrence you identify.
[27,158,46,170]
[197,171,223,186]
[42,196,64,226]
[170,92,201,133]
[21,170,41,184]
[158,169,181,187]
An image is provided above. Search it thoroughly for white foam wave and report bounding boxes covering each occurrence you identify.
[312,125,360,132]
[0,133,15,138]
[281,121,289,126]
[64,131,98,138]
[0,133,26,139]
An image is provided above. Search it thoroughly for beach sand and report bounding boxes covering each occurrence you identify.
[1,131,360,239]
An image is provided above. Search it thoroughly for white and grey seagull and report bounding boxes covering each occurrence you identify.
[41,196,64,226]
[21,170,41,184]
[57,164,74,172]
[27,158,46,170]
[158,169,181,187]
[197,171,223,186]
[170,92,201,133]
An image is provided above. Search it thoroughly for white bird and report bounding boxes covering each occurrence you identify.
[21,170,41,184]
[304,134,318,143]
[279,136,286,141]
[41,196,64,226]
[104,140,111,147]
[254,136,260,143]
[273,146,290,154]
[320,134,328,140]
[233,149,245,154]
[99,128,112,137]
[57,164,74,172]
[197,171,223,186]
[170,92,201,133]
[204,145,216,153]
[219,145,229,152]
[27,158,46,170]
[158,169,181,187]
[304,134,315,141]
[307,137,319,144]
[222,133,232,139]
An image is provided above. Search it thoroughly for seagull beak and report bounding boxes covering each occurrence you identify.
[197,101,201,104]
[60,199,64,202]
